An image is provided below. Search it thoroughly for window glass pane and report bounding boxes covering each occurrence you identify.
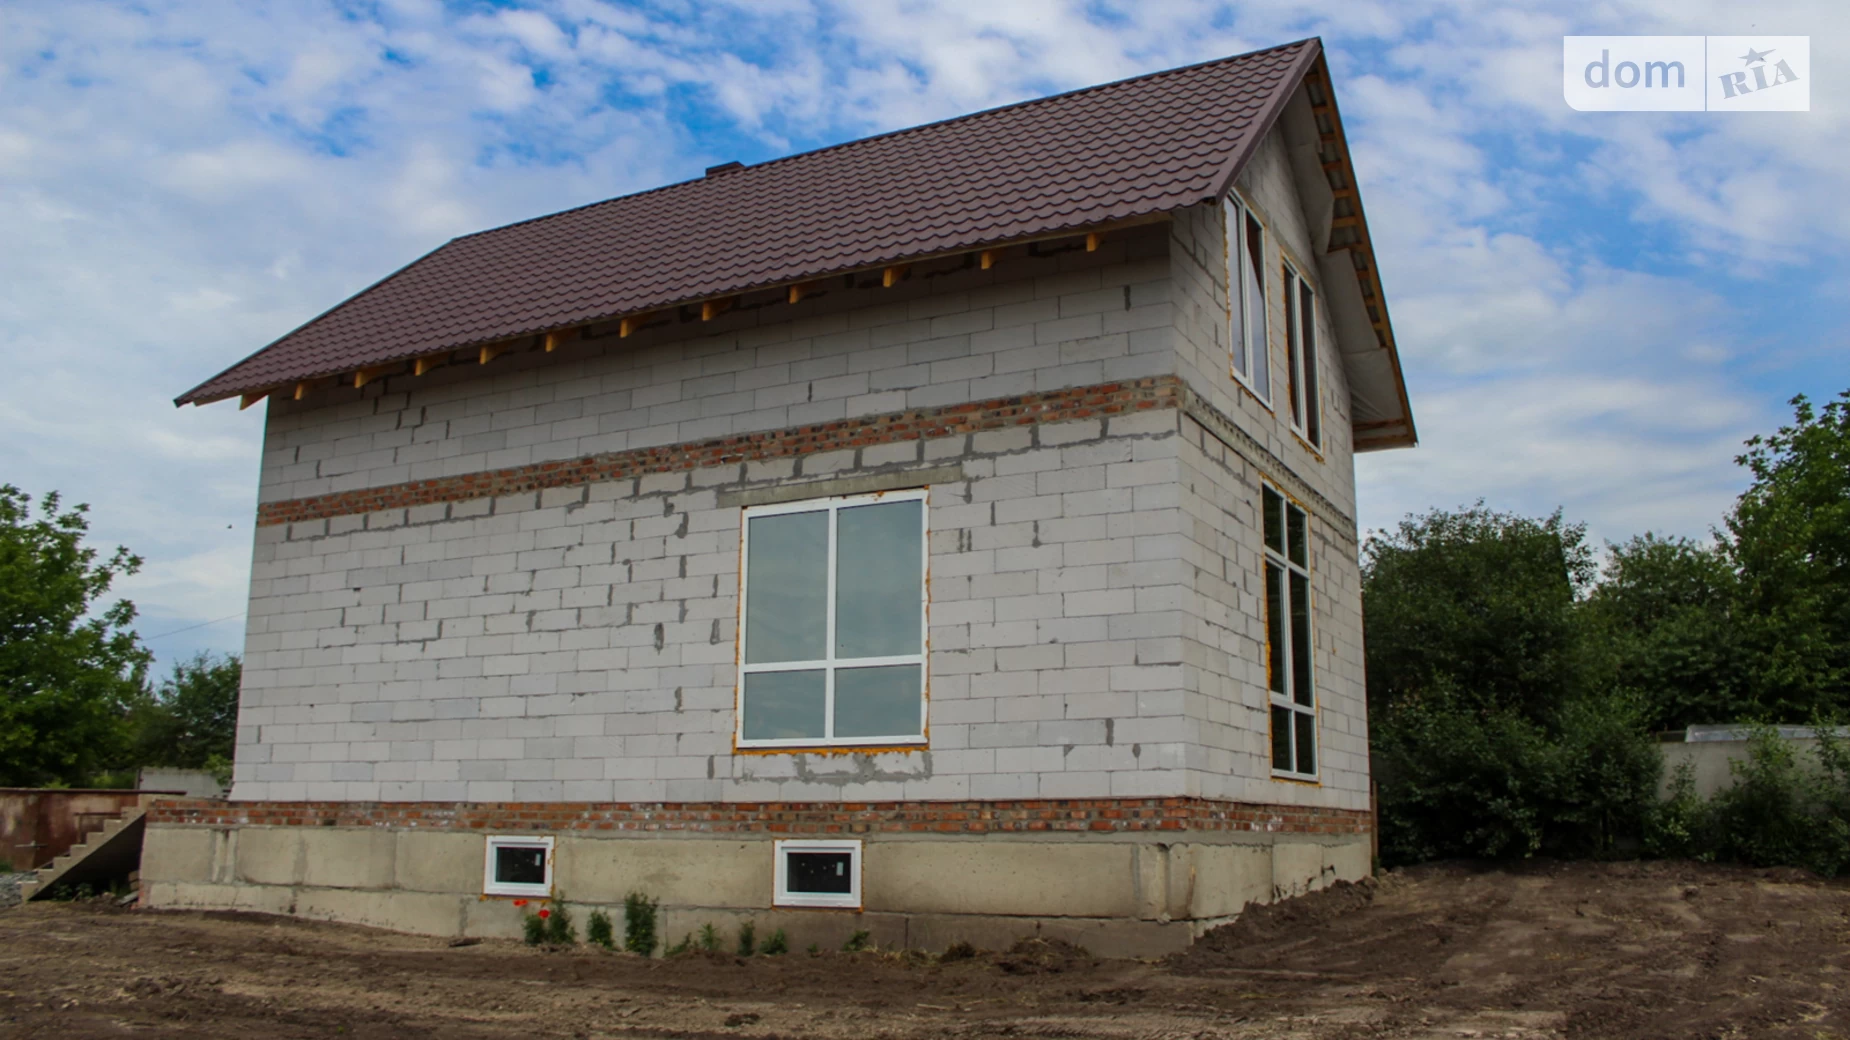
[1245,214,1270,399]
[835,500,923,659]
[741,669,826,740]
[1283,266,1302,428]
[1294,711,1317,776]
[495,844,547,886]
[1228,203,1248,378]
[786,851,854,894]
[744,510,828,664]
[1287,505,1308,569]
[1262,486,1283,555]
[1290,571,1313,706]
[1271,705,1293,771]
[1301,281,1321,448]
[1265,563,1286,695]
[833,664,921,738]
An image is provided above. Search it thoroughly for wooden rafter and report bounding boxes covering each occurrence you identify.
[354,364,396,389]
[414,353,446,376]
[1085,232,1102,252]
[701,297,735,321]
[480,342,509,365]
[882,264,910,287]
[544,328,573,353]
[979,249,998,270]
[239,390,268,410]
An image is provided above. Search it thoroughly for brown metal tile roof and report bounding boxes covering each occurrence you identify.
[178,39,1324,406]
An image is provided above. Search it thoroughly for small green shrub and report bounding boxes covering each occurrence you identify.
[806,942,819,956]
[736,921,756,957]
[841,929,871,953]
[586,909,615,949]
[1646,723,1850,876]
[698,922,720,952]
[0,858,13,873]
[667,933,694,956]
[522,912,547,946]
[623,892,659,956]
[545,903,576,945]
[760,928,788,955]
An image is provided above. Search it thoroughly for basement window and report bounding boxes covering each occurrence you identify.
[1225,195,1272,404]
[483,835,554,898]
[737,489,929,748]
[1262,485,1317,780]
[773,839,862,909]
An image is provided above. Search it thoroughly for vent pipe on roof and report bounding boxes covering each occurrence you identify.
[705,161,745,177]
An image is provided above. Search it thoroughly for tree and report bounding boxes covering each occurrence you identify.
[132,653,240,771]
[1583,534,1747,732]
[0,486,150,786]
[1726,391,1850,719]
[1362,504,1598,721]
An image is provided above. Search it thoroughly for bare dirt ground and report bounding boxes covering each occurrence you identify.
[1,860,1846,1040]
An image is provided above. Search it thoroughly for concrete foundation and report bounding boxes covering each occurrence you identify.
[142,823,1369,956]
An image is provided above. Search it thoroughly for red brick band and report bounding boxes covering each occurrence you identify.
[147,796,1370,836]
[258,376,1182,527]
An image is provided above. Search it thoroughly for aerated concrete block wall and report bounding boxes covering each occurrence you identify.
[234,228,1206,804]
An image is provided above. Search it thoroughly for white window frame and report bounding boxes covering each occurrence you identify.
[736,488,930,749]
[1224,193,1272,406]
[773,838,863,909]
[483,834,554,898]
[1281,261,1321,448]
[1262,484,1318,780]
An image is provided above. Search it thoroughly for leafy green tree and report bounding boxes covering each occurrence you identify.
[1726,391,1850,719]
[1363,504,1597,721]
[131,653,240,770]
[1584,534,1747,732]
[0,486,150,786]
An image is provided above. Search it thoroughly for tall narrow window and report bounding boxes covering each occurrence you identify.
[1261,485,1316,778]
[1225,196,1271,403]
[738,489,928,748]
[1282,265,1322,449]
[1300,278,1321,448]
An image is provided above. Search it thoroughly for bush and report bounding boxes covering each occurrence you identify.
[736,921,756,957]
[1374,686,1660,864]
[1649,724,1850,876]
[760,928,788,955]
[587,909,615,950]
[841,929,871,953]
[623,892,658,956]
[698,923,720,952]
[522,911,547,946]
[545,902,576,945]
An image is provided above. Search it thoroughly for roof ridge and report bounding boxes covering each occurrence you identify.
[449,37,1318,245]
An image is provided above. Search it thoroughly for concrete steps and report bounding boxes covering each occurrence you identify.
[20,807,147,901]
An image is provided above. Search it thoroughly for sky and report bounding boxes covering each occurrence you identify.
[3,0,1847,677]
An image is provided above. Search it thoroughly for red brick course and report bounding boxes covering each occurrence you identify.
[258,376,1182,527]
[147,796,1371,836]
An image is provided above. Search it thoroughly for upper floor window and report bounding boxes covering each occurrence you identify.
[1262,484,1316,779]
[1225,196,1271,403]
[737,489,928,748]
[1282,264,1323,450]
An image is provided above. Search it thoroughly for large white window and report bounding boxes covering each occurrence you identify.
[1262,485,1316,779]
[1225,195,1271,403]
[1282,263,1323,450]
[737,489,928,748]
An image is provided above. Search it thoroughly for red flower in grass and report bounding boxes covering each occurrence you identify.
[512,899,528,907]
[537,908,551,919]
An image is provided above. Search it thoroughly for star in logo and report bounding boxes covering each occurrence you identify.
[1739,47,1775,65]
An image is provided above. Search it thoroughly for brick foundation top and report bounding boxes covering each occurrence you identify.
[148,796,1371,836]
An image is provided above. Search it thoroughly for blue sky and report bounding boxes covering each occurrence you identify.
[2,0,1846,676]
